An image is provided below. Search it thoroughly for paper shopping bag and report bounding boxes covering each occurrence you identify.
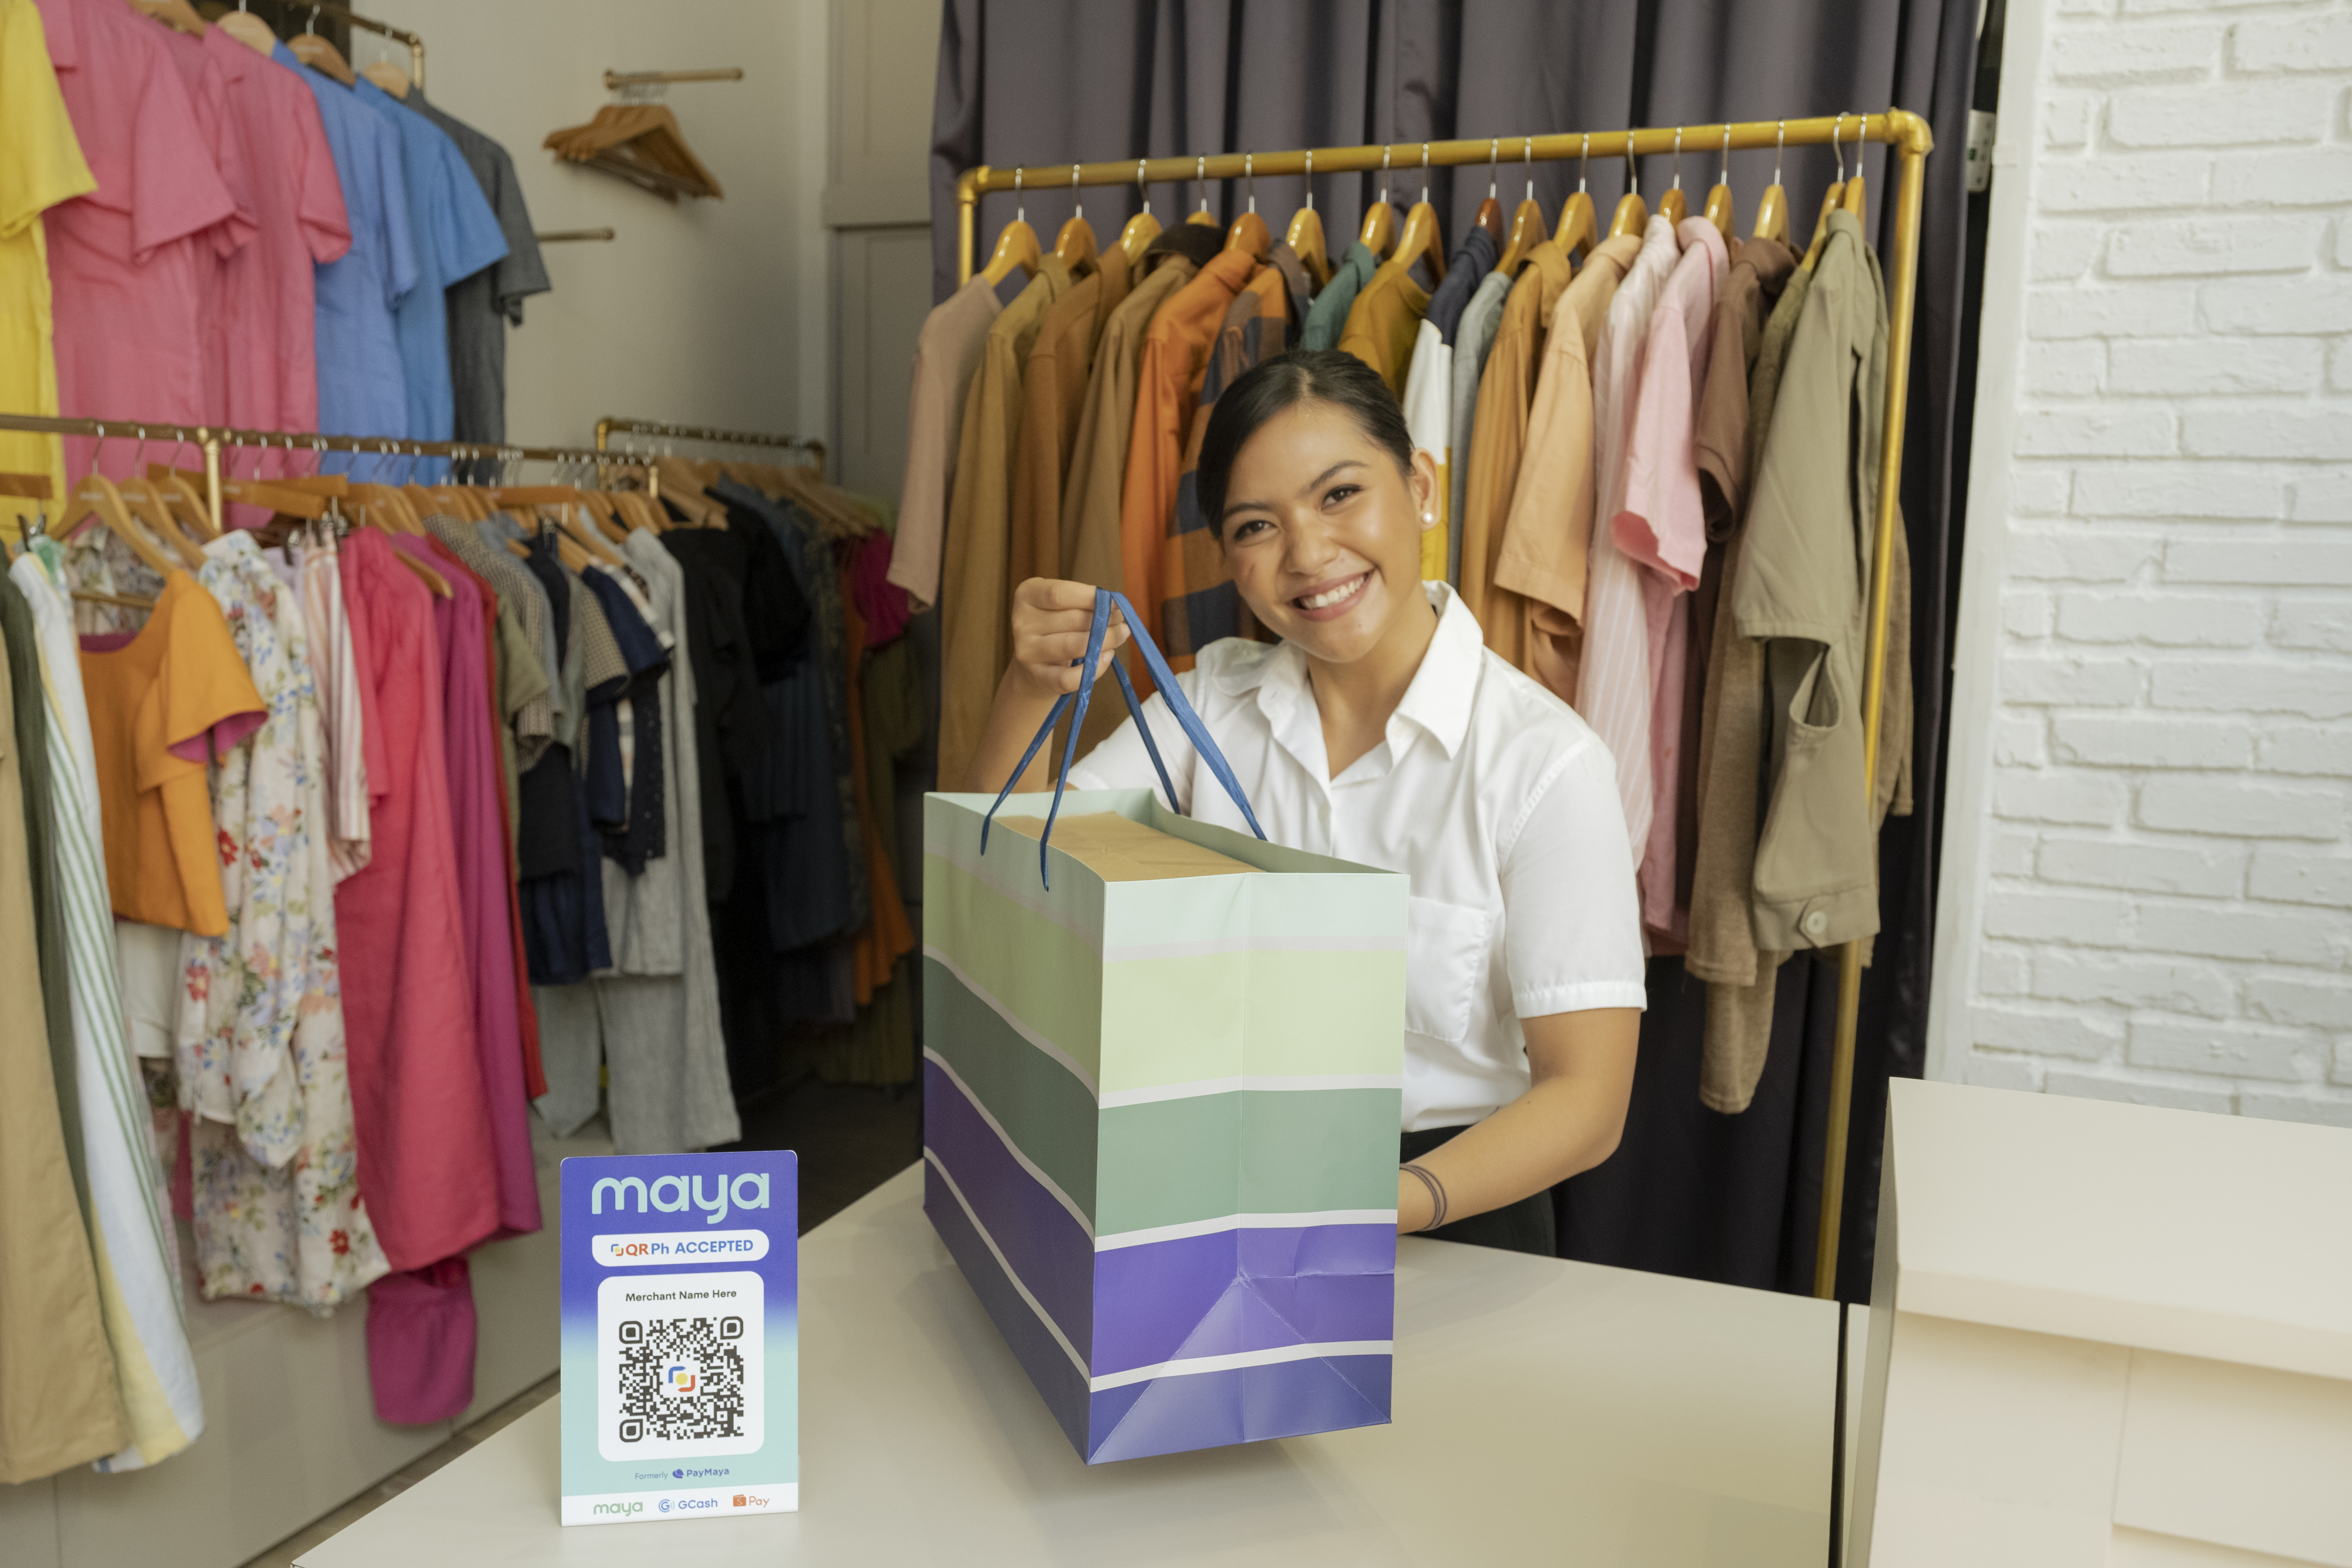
[921,590,1409,1463]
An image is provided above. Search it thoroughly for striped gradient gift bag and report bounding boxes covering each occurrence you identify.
[921,591,1408,1463]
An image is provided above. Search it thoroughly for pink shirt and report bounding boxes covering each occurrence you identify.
[1577,216,1683,943]
[203,28,349,464]
[35,0,240,479]
[336,531,499,1272]
[1614,219,1727,939]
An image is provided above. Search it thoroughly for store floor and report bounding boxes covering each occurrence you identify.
[238,1078,918,1568]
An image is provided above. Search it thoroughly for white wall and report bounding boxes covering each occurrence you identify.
[1932,0,2352,1127]
[361,0,831,456]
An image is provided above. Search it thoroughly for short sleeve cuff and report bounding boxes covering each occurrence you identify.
[1514,980,1649,1018]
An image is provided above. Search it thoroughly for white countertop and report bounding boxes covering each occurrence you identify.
[301,1164,1838,1566]
[1887,1079,2352,1379]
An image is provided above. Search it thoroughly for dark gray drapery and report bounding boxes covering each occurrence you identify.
[929,0,1978,1301]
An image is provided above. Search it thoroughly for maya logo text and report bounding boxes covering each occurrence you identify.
[591,1172,772,1225]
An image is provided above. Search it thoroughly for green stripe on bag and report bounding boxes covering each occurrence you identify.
[926,857,1107,1084]
[1100,947,1407,1093]
[1095,1088,1403,1236]
[925,957,1101,1222]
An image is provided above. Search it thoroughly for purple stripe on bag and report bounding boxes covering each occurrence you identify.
[923,1059,1096,1359]
[1091,1225,1398,1378]
[1085,1354,1394,1464]
[923,1161,1092,1456]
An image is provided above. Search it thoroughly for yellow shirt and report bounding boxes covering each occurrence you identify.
[0,0,94,533]
[1336,262,1436,576]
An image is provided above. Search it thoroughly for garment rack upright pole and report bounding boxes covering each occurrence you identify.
[956,107,1934,1302]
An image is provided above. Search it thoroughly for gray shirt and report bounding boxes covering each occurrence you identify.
[1446,268,1515,584]
[404,93,551,446]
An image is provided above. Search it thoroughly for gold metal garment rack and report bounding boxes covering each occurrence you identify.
[301,0,425,92]
[959,107,1934,1302]
[0,412,638,536]
[594,417,827,471]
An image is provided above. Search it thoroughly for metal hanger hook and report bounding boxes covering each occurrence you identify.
[1577,133,1588,195]
[1245,152,1255,214]
[1419,142,1431,205]
[1774,121,1786,185]
[1138,158,1150,218]
[1625,131,1638,196]
[1013,164,1024,225]
[1488,138,1499,201]
[1832,114,1847,182]
[1672,126,1684,191]
[1195,155,1208,214]
[1380,144,1392,206]
[1071,163,1082,222]
[1303,148,1313,211]
[1720,122,1731,184]
[89,423,107,478]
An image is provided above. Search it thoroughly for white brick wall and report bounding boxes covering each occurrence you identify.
[1931,0,2352,1129]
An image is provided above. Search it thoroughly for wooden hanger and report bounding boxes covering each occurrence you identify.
[1222,154,1270,258]
[1359,147,1398,259]
[1753,122,1791,243]
[360,60,411,98]
[156,471,219,542]
[1049,164,1097,267]
[1608,137,1648,239]
[544,104,725,203]
[1117,162,1163,265]
[118,476,208,567]
[1804,116,1852,273]
[58,472,181,582]
[1543,137,1593,264]
[290,8,356,86]
[151,464,329,521]
[215,6,276,56]
[130,0,205,37]
[1279,151,1330,285]
[1704,125,1736,239]
[1657,129,1690,228]
[981,169,1041,286]
[1389,145,1445,283]
[1180,155,1219,229]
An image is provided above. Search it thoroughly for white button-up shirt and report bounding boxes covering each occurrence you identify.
[1069,584,1647,1132]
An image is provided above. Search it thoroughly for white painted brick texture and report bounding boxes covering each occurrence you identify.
[1960,0,2352,1129]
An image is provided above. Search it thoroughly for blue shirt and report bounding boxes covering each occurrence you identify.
[279,43,413,444]
[352,78,507,455]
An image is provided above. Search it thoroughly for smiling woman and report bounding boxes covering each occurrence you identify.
[963,350,1648,1256]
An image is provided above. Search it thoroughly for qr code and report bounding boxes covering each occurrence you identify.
[597,1271,763,1459]
[614,1315,748,1443]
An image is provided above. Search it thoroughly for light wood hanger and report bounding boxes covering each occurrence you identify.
[1704,124,1736,239]
[152,463,329,522]
[131,0,205,38]
[1224,154,1270,259]
[118,476,208,567]
[1657,128,1690,227]
[1390,144,1446,283]
[360,59,411,98]
[58,471,181,583]
[215,5,276,56]
[1284,150,1331,286]
[1608,138,1648,238]
[1554,136,1596,262]
[1118,160,1162,266]
[1050,164,1097,267]
[980,167,1041,286]
[1473,141,1507,247]
[1804,115,1851,272]
[544,104,725,203]
[1359,147,1398,258]
[290,6,356,86]
[1753,121,1791,243]
[157,471,218,542]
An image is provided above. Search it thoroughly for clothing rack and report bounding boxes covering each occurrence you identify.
[957,107,1933,1302]
[299,0,424,92]
[594,417,826,470]
[0,412,639,536]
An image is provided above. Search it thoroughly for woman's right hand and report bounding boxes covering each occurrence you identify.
[1008,577,1131,697]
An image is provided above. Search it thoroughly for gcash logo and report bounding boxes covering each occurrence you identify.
[666,1363,698,1395]
[591,1501,644,1517]
[591,1171,773,1225]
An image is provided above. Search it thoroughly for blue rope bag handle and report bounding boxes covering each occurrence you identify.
[980,589,1265,888]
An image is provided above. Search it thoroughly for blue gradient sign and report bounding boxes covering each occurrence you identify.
[559,1152,799,1525]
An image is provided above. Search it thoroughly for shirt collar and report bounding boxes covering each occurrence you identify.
[1214,582,1484,763]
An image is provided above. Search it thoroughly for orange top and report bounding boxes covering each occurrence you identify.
[78,571,265,935]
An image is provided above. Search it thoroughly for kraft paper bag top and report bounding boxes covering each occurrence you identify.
[996,812,1262,882]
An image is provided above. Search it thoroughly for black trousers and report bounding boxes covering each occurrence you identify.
[1398,1126,1557,1257]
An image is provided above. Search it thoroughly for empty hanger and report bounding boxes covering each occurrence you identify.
[1657,127,1690,227]
[290,5,355,85]
[1474,141,1507,246]
[1285,149,1332,286]
[1496,137,1546,276]
[1185,155,1219,228]
[1753,121,1791,243]
[980,167,1040,286]
[1704,123,1736,238]
[1118,159,1162,266]
[1359,147,1398,259]
[1804,115,1849,272]
[1052,163,1097,267]
[1608,134,1648,238]
[1225,153,1271,259]
[544,103,726,204]
[1555,134,1598,260]
[1388,144,1446,283]
[361,58,412,98]
[216,1,276,56]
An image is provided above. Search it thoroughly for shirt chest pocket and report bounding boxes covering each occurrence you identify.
[1405,897,1492,1044]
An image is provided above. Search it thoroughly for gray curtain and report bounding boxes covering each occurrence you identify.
[929,0,1978,1302]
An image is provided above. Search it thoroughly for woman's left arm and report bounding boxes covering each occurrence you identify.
[1393,1009,1638,1233]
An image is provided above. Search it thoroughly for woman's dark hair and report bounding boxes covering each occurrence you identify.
[1196,349,1415,537]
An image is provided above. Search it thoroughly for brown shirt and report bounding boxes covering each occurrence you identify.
[1008,247,1130,591]
[1334,259,1430,397]
[1061,252,1200,593]
[1457,240,1573,636]
[887,274,1003,611]
[1479,236,1642,700]
[936,257,1075,792]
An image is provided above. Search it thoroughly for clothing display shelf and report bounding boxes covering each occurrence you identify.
[957,107,1934,1302]
[0,410,640,537]
[297,0,424,92]
[593,416,827,472]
